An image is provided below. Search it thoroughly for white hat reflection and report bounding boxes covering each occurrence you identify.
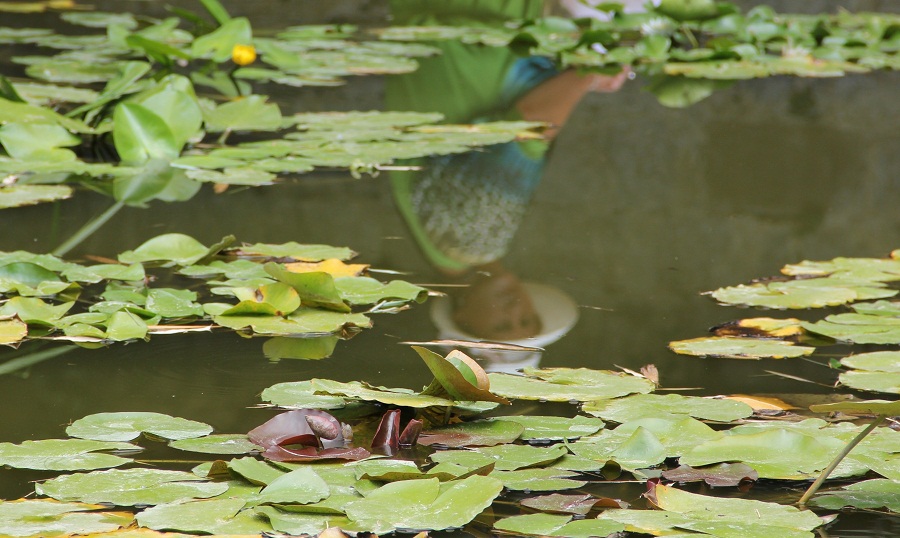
[430,282,580,373]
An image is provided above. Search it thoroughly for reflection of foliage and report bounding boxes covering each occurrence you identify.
[0,0,544,212]
[0,233,426,347]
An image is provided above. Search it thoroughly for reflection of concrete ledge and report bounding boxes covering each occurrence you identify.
[430,282,580,371]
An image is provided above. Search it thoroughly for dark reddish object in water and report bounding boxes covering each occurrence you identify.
[248,409,344,449]
[371,409,401,449]
[398,419,422,447]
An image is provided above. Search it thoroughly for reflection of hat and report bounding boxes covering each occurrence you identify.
[430,282,579,372]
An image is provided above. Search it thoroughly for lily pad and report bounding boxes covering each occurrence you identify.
[487,368,653,402]
[662,463,759,487]
[494,415,604,442]
[709,277,896,309]
[0,439,138,471]
[0,499,132,537]
[344,475,503,532]
[490,468,587,492]
[118,234,211,267]
[136,498,272,534]
[583,393,753,422]
[0,184,72,208]
[168,434,261,455]
[495,513,625,537]
[669,336,814,359]
[252,467,330,505]
[66,412,213,442]
[334,276,427,305]
[519,493,600,516]
[0,318,27,345]
[36,468,229,506]
[260,380,348,409]
[839,351,900,394]
[419,419,524,447]
[802,313,900,344]
[310,379,455,408]
[235,242,355,261]
[811,478,900,512]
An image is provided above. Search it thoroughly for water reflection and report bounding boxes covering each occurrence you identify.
[386,1,629,370]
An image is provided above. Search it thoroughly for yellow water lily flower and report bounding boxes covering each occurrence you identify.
[231,44,256,66]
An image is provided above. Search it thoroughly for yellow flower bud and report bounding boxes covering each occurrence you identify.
[231,44,256,66]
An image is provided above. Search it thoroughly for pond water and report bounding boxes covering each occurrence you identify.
[2,1,900,536]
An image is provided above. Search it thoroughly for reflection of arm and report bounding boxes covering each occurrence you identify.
[515,69,628,139]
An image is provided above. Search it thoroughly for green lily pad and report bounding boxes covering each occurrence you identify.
[519,493,600,515]
[118,234,210,267]
[185,167,277,186]
[680,428,844,479]
[487,368,653,402]
[710,277,897,309]
[838,352,900,394]
[0,439,138,471]
[344,475,503,532]
[137,498,272,534]
[613,416,724,457]
[473,444,568,471]
[66,411,213,441]
[105,311,149,341]
[668,336,814,359]
[252,467,330,505]
[334,276,427,305]
[264,263,349,312]
[852,301,900,316]
[0,184,72,208]
[0,499,132,537]
[260,380,348,409]
[311,379,455,408]
[489,468,587,492]
[802,313,900,344]
[255,506,372,535]
[810,399,900,416]
[61,263,145,284]
[494,415,604,442]
[783,257,900,282]
[169,434,261,455]
[145,288,204,318]
[36,468,229,506]
[811,478,900,512]
[495,513,625,538]
[213,308,370,336]
[227,456,287,485]
[203,95,282,133]
[0,297,73,323]
[415,346,508,404]
[419,419,524,447]
[235,242,355,261]
[583,393,753,422]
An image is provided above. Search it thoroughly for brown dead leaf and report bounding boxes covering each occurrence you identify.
[285,258,369,277]
[712,317,804,338]
[640,364,659,385]
[213,183,229,194]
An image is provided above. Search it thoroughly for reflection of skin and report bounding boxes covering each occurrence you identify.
[447,69,628,340]
[516,68,630,139]
[451,262,542,340]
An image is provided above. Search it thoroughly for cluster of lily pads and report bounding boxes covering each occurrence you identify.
[0,232,426,350]
[669,249,900,395]
[0,0,545,212]
[376,1,900,107]
[5,344,900,537]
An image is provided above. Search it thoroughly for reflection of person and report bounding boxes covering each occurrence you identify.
[388,0,626,360]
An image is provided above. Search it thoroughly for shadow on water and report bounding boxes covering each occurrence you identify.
[2,1,900,534]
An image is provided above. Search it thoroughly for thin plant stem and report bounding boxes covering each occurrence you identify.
[798,414,887,508]
[52,200,125,257]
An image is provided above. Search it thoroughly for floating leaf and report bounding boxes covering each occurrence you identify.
[0,439,138,471]
[260,380,347,409]
[235,242,354,261]
[0,499,132,537]
[709,278,895,309]
[169,434,261,455]
[662,463,759,487]
[263,336,339,360]
[0,184,72,208]
[487,415,603,442]
[66,412,213,442]
[118,234,210,267]
[494,513,625,537]
[810,399,900,416]
[418,419,523,447]
[310,379,455,408]
[185,167,277,186]
[415,347,508,404]
[334,277,427,305]
[811,478,900,512]
[344,476,503,532]
[668,336,814,359]
[839,351,900,394]
[252,467,330,505]
[519,494,600,516]
[802,313,900,344]
[487,368,653,402]
[136,498,272,534]
[36,468,229,506]
[490,468,587,492]
[711,317,805,338]
[213,308,370,336]
[583,393,753,422]
[680,428,843,479]
[203,95,282,132]
[0,318,27,345]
